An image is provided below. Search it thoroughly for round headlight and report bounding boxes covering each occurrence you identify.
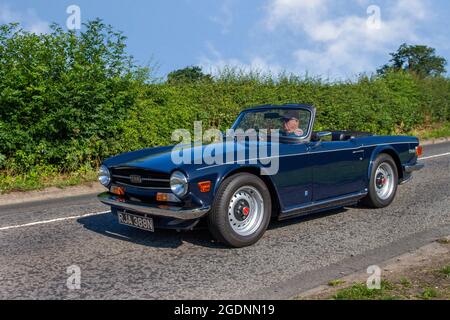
[98,165,111,187]
[170,171,188,198]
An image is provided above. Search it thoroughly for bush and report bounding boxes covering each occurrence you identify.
[0,153,5,169]
[0,20,148,173]
[121,70,444,150]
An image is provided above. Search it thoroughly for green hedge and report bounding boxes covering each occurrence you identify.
[0,21,146,173]
[117,71,449,154]
[0,21,449,175]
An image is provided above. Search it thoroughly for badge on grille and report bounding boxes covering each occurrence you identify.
[130,175,142,184]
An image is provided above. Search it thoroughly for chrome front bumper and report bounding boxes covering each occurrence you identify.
[404,163,425,174]
[97,192,210,220]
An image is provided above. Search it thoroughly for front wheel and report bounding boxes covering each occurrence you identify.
[362,154,398,208]
[207,173,272,248]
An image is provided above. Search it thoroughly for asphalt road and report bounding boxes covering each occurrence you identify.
[0,143,449,300]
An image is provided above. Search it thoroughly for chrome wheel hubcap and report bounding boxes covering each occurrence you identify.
[228,186,264,236]
[375,163,394,200]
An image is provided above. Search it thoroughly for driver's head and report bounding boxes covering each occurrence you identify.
[282,111,300,133]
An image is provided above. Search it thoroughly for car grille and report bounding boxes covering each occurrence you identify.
[111,167,171,190]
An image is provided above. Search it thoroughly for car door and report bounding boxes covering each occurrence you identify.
[309,139,366,202]
[271,142,314,212]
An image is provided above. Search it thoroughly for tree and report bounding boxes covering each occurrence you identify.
[167,66,212,84]
[378,43,447,78]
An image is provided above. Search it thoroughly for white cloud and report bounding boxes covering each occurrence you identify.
[0,4,50,34]
[392,0,428,21]
[264,0,431,77]
[266,0,329,32]
[210,0,234,34]
[199,42,283,75]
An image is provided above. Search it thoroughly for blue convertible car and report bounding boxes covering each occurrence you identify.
[98,104,424,247]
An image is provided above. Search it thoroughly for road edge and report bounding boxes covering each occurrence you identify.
[420,136,450,146]
[0,182,105,207]
[295,235,450,299]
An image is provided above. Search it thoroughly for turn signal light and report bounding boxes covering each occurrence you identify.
[110,185,125,196]
[416,145,423,158]
[156,193,181,203]
[157,193,169,202]
[198,181,212,193]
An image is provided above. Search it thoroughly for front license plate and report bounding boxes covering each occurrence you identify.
[118,211,154,232]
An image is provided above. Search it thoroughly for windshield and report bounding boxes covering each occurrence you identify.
[233,108,312,139]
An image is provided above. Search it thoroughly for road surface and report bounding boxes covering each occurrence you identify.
[0,142,449,299]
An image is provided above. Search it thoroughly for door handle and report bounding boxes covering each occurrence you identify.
[353,150,364,154]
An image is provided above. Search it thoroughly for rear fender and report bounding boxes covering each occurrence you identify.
[367,146,403,182]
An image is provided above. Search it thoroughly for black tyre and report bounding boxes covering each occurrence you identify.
[207,173,272,248]
[362,153,399,208]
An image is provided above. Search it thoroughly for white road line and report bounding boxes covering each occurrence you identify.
[0,210,110,232]
[420,152,450,161]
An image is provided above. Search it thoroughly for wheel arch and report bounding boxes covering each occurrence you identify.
[368,146,404,182]
[220,167,281,217]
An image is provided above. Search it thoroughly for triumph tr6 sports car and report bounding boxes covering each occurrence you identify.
[97,104,424,247]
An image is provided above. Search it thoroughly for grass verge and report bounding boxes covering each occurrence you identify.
[0,169,97,194]
[412,122,450,140]
[333,280,398,300]
[308,261,450,300]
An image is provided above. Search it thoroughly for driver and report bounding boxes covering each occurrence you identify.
[281,111,304,137]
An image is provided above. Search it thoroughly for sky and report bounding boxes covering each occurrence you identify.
[1,0,449,79]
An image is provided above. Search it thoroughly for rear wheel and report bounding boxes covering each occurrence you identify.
[363,154,398,208]
[207,173,271,248]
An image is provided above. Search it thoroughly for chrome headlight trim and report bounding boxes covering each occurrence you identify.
[98,165,111,187]
[170,171,188,198]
